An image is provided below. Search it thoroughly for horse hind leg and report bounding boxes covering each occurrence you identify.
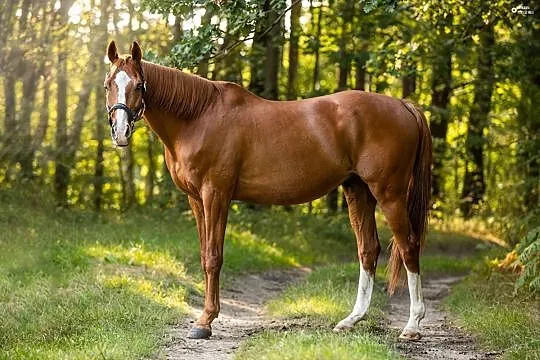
[373,185,425,340]
[333,177,380,332]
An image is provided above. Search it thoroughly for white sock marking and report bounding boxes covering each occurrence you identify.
[403,267,425,334]
[113,71,131,139]
[334,262,374,330]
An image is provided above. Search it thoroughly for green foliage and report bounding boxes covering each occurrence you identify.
[515,227,540,295]
[360,0,398,13]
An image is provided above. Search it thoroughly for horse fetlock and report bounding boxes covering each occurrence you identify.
[413,303,426,321]
[333,313,365,332]
[203,306,219,320]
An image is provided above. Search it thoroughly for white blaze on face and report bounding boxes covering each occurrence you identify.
[333,262,374,331]
[113,71,131,143]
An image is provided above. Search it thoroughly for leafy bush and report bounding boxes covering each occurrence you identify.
[515,226,540,295]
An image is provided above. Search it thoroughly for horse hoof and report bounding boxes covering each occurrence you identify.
[187,326,212,339]
[399,329,421,341]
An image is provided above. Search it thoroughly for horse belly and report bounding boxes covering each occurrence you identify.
[233,162,349,205]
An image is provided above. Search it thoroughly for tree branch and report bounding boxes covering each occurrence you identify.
[206,0,302,63]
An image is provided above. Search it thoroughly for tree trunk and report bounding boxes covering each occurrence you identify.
[54,0,76,206]
[249,0,271,96]
[145,131,156,204]
[286,0,301,100]
[249,0,283,99]
[54,43,70,206]
[326,189,338,213]
[19,4,52,179]
[517,38,540,211]
[263,23,281,100]
[355,54,367,91]
[119,147,136,210]
[94,94,106,211]
[32,79,50,163]
[311,1,323,93]
[402,65,416,99]
[2,71,16,166]
[336,0,353,90]
[430,14,453,201]
[17,64,41,178]
[93,0,110,211]
[460,21,495,217]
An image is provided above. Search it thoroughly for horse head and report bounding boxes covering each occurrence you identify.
[104,40,146,147]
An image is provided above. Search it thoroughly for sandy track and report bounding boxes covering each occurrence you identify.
[155,270,497,359]
[388,275,500,360]
[155,268,309,360]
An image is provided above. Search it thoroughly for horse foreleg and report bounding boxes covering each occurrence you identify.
[188,195,207,287]
[334,179,380,332]
[187,187,230,339]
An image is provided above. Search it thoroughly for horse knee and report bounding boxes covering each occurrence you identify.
[360,242,380,273]
[204,254,222,274]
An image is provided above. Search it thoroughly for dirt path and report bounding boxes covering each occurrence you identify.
[156,268,309,360]
[156,270,497,360]
[388,275,501,360]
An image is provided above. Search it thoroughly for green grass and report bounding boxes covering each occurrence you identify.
[445,270,540,360]
[0,186,495,359]
[236,330,398,360]
[236,264,400,360]
[0,189,303,359]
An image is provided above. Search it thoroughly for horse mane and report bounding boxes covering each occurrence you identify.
[140,60,221,120]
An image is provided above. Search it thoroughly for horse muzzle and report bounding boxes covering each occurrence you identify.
[110,110,132,147]
[107,102,144,147]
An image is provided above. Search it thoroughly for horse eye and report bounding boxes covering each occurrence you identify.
[135,83,143,91]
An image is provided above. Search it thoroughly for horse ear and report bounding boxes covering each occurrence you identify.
[131,41,142,62]
[107,40,119,63]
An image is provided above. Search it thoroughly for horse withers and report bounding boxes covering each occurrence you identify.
[104,41,432,341]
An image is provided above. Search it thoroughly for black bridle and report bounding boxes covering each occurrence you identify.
[106,72,147,140]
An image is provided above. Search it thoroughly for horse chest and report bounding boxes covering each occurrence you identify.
[164,151,201,198]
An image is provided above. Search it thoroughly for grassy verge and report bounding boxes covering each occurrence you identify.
[445,270,540,359]
[236,264,399,360]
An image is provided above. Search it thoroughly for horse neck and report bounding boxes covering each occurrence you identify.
[141,61,220,121]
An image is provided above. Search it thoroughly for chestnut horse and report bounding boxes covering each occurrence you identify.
[104,41,432,341]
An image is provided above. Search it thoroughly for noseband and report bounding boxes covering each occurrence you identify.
[107,101,145,133]
[107,72,147,139]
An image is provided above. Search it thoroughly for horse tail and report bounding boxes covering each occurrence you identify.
[388,100,432,295]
